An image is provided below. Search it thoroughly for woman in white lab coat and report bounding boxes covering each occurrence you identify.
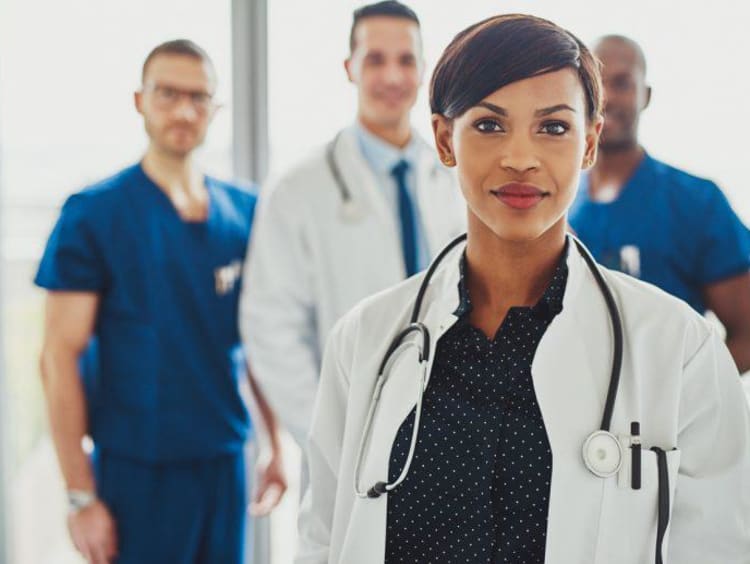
[296,14,750,564]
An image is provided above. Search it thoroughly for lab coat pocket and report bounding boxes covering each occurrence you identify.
[595,447,680,564]
[99,318,159,409]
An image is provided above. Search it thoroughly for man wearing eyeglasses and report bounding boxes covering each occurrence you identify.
[36,40,286,564]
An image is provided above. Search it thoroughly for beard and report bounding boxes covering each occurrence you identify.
[144,120,205,158]
[599,136,638,153]
[599,111,639,153]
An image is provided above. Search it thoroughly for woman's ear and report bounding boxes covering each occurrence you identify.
[582,115,604,169]
[431,113,456,167]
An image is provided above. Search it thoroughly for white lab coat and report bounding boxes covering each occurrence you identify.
[297,240,750,564]
[240,126,464,446]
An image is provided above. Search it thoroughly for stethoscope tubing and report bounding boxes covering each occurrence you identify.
[346,214,666,564]
[354,233,624,497]
[326,131,352,205]
[572,238,624,432]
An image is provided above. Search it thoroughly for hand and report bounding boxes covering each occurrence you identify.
[250,447,288,516]
[67,500,118,564]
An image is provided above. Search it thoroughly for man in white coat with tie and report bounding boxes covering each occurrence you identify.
[239,0,463,449]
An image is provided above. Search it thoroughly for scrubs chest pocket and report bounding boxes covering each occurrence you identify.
[595,448,680,564]
[99,319,159,409]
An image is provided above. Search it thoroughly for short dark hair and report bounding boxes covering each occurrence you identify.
[593,34,647,76]
[349,1,420,53]
[141,39,215,83]
[430,14,602,123]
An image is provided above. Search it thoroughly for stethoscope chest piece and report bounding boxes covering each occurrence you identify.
[339,199,366,223]
[582,430,623,478]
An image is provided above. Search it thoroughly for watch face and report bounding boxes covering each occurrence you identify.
[67,490,96,512]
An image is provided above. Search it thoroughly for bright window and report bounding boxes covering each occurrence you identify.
[0,1,232,561]
[268,0,750,219]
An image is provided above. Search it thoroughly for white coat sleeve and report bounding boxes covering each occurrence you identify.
[295,316,352,564]
[239,179,320,448]
[668,327,750,563]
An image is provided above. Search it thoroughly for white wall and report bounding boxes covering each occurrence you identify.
[268,0,750,219]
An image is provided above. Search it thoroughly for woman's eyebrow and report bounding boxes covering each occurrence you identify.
[476,101,507,116]
[475,102,576,117]
[535,104,576,117]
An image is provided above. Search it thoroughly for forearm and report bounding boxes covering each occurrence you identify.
[248,368,283,453]
[726,331,750,374]
[241,321,320,447]
[703,273,750,374]
[40,347,95,491]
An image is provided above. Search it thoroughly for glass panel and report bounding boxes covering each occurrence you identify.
[0,1,232,561]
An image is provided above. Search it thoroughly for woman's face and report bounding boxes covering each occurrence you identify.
[433,68,602,243]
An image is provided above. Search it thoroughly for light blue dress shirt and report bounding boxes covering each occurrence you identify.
[354,122,430,272]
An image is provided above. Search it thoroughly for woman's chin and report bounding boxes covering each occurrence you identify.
[481,219,549,245]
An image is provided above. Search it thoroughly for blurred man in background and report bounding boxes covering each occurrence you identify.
[36,40,286,564]
[240,0,463,450]
[569,34,750,372]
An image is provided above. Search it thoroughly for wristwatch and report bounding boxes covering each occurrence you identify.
[67,489,97,514]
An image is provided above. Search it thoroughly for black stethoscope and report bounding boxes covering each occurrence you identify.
[326,131,366,222]
[352,232,672,564]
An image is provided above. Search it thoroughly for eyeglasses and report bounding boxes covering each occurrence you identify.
[142,83,216,113]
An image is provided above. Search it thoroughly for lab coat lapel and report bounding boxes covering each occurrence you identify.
[532,244,612,561]
[336,127,404,275]
[339,247,464,562]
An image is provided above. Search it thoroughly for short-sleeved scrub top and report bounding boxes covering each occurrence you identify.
[35,163,257,462]
[569,153,750,313]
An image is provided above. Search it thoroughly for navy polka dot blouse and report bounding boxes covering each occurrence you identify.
[385,247,569,563]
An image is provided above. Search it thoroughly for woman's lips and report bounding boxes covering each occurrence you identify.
[491,182,548,210]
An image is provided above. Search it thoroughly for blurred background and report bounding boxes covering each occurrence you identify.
[0,0,748,562]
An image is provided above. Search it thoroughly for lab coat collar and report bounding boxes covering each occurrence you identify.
[451,241,570,323]
[418,234,588,340]
[532,240,611,558]
[335,127,401,251]
[422,237,607,556]
[353,121,422,176]
[344,237,606,562]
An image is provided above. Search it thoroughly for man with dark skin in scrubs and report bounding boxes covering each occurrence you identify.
[569,35,750,373]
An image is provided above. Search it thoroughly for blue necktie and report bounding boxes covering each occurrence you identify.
[390,159,418,277]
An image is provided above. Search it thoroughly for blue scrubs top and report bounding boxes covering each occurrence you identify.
[35,164,257,462]
[569,153,750,313]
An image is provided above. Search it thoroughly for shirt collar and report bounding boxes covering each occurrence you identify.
[453,238,570,322]
[354,120,421,175]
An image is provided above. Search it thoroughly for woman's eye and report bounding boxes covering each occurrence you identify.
[475,119,503,133]
[540,121,569,135]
